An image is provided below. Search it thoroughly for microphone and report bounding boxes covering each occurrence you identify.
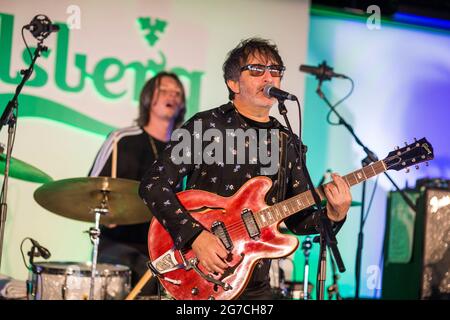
[299,61,347,81]
[29,238,51,259]
[25,15,59,41]
[263,85,297,101]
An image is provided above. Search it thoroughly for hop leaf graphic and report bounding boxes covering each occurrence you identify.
[137,17,168,47]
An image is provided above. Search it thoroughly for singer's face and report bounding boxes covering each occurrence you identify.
[149,76,184,123]
[228,53,282,111]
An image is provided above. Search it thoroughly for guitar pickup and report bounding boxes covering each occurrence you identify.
[241,209,260,240]
[211,221,233,251]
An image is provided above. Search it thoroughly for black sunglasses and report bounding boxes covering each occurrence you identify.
[240,64,286,77]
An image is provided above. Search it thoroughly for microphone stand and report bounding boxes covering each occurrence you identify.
[0,40,48,269]
[277,97,345,300]
[301,237,312,300]
[327,246,342,300]
[314,74,417,299]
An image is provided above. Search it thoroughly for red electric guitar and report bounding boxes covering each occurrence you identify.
[147,138,433,300]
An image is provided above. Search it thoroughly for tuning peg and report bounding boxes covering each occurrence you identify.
[395,146,400,150]
[415,165,419,170]
[404,142,408,146]
[414,138,420,147]
[405,168,410,173]
[425,162,429,167]
[414,137,417,142]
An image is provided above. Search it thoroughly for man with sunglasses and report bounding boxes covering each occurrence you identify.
[139,38,351,299]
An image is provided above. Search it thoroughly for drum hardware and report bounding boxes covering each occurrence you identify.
[87,192,109,300]
[33,177,152,300]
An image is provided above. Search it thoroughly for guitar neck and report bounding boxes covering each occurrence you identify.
[254,160,387,228]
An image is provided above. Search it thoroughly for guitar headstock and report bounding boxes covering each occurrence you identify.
[383,138,434,172]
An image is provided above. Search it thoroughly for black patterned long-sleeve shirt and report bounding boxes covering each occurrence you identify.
[139,102,343,290]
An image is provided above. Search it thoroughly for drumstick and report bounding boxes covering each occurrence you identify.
[111,133,118,178]
[125,269,153,300]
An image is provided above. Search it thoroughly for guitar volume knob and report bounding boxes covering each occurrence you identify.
[191,287,199,296]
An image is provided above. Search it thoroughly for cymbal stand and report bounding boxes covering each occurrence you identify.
[88,190,109,300]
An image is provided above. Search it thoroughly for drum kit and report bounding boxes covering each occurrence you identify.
[1,155,152,300]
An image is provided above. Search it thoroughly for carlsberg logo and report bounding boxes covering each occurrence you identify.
[0,12,204,126]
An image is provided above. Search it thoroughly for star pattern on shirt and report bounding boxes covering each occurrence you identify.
[139,103,323,269]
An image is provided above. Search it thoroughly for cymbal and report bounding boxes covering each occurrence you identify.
[0,154,53,183]
[34,177,152,225]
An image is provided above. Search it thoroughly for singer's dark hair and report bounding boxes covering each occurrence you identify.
[223,37,284,100]
[136,72,186,128]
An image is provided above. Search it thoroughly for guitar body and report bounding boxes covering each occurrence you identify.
[147,137,434,300]
[148,176,299,300]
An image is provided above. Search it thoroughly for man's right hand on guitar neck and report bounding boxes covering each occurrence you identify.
[191,230,229,275]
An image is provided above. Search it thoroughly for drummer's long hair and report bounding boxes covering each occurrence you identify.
[136,72,186,128]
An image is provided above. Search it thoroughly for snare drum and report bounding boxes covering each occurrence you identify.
[32,262,131,300]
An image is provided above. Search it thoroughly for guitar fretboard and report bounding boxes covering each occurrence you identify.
[254,160,387,228]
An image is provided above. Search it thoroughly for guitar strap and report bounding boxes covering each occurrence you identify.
[276,131,289,203]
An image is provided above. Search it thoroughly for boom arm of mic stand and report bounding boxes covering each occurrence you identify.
[315,84,417,213]
[0,42,46,131]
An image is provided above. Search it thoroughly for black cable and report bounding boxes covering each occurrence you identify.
[157,277,161,300]
[326,77,354,126]
[20,237,32,270]
[295,98,304,170]
[21,27,33,63]
[362,176,379,226]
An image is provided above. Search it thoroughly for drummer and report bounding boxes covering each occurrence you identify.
[88,72,186,295]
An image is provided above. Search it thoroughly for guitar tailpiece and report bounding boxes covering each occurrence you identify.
[189,258,232,291]
[146,261,181,285]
